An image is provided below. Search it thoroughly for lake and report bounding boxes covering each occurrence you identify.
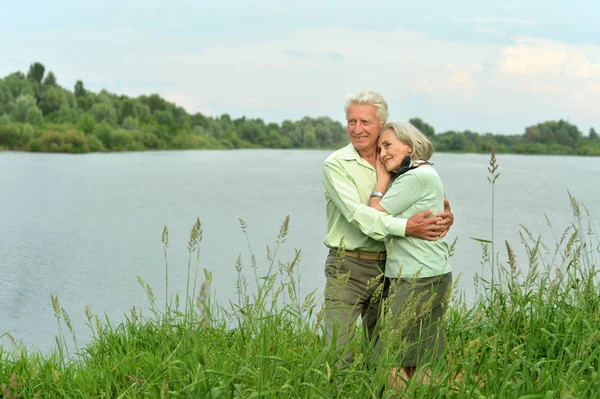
[1,150,599,354]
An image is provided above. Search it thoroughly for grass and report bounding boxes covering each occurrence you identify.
[2,155,599,398]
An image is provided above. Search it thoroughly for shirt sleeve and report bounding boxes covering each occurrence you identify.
[379,173,421,216]
[323,159,407,240]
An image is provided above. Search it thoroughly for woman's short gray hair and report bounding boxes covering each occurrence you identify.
[382,121,433,160]
[344,91,389,125]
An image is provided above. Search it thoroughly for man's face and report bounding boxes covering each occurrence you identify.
[346,103,382,152]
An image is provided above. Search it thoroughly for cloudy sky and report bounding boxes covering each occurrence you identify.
[1,0,599,134]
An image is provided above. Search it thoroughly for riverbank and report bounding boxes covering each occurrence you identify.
[2,203,599,398]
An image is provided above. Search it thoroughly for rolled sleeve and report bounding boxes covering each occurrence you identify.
[352,204,407,240]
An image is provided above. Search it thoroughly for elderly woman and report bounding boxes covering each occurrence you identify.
[370,121,452,391]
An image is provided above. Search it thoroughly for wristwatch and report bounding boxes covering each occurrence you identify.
[370,191,385,198]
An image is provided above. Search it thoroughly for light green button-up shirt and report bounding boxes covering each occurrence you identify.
[322,144,407,252]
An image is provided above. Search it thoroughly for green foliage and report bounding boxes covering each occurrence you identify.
[84,135,105,152]
[11,94,37,122]
[43,71,57,86]
[26,62,45,83]
[20,124,35,143]
[110,129,135,151]
[142,93,168,113]
[409,117,435,137]
[38,131,63,152]
[153,109,174,126]
[39,86,68,115]
[524,120,582,149]
[51,103,79,124]
[93,121,114,148]
[74,80,85,98]
[0,81,12,115]
[35,130,90,153]
[121,116,138,130]
[576,139,600,155]
[132,130,160,149]
[0,62,598,155]
[171,133,203,149]
[303,127,318,147]
[77,113,96,134]
[62,130,89,153]
[27,138,42,152]
[0,124,20,148]
[89,102,117,126]
[25,106,44,126]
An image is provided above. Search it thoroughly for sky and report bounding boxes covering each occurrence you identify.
[1,0,599,135]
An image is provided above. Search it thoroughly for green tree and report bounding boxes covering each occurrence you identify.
[110,129,135,151]
[39,87,67,115]
[74,80,86,97]
[52,104,79,124]
[122,116,138,130]
[289,126,304,147]
[524,126,537,143]
[0,124,20,148]
[0,81,13,114]
[4,72,33,99]
[303,128,317,147]
[409,117,435,137]
[143,94,168,113]
[93,121,114,148]
[590,127,598,140]
[315,124,333,146]
[25,105,44,126]
[84,134,105,152]
[78,113,96,134]
[154,109,174,127]
[119,98,138,123]
[219,114,234,133]
[21,124,35,144]
[43,71,57,86]
[90,102,118,126]
[134,102,152,122]
[27,62,45,83]
[62,130,89,153]
[11,94,37,122]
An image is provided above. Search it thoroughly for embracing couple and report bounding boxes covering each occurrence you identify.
[322,91,453,391]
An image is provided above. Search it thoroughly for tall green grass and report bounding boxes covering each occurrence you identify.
[1,153,599,398]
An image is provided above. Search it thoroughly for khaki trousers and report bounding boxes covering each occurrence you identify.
[323,248,388,368]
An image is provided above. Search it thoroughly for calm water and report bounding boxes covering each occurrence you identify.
[1,150,599,353]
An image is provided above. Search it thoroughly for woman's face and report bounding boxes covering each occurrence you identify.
[378,129,412,172]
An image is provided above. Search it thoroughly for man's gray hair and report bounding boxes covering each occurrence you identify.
[382,121,434,161]
[344,91,389,125]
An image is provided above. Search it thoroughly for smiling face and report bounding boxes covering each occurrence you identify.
[346,103,382,152]
[378,128,412,172]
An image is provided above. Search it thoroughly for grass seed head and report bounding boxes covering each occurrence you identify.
[161,226,169,248]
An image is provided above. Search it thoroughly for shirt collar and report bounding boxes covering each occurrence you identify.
[338,143,374,169]
[339,143,361,160]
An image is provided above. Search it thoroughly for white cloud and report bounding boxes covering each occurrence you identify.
[411,63,484,97]
[498,37,600,80]
[494,37,600,116]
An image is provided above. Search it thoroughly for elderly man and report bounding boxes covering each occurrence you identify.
[322,91,453,367]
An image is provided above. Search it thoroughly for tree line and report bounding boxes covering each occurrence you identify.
[0,62,599,155]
